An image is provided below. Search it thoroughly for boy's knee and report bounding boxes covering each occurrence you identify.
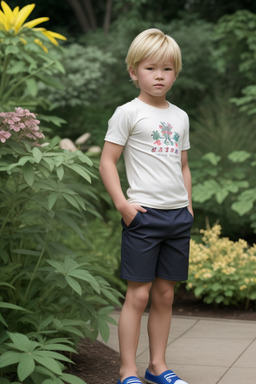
[126,283,151,312]
[151,281,175,305]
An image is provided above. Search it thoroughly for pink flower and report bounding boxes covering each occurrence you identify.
[0,108,44,145]
[0,130,12,143]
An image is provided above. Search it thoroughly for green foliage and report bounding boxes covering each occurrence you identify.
[231,85,256,116]
[187,225,256,308]
[0,28,65,112]
[39,43,116,109]
[190,90,256,158]
[0,117,122,383]
[37,42,117,143]
[64,209,127,295]
[189,91,256,239]
[191,150,256,238]
[160,16,218,115]
[214,10,256,115]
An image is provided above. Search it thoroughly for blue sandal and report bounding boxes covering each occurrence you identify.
[144,369,188,384]
[117,376,144,384]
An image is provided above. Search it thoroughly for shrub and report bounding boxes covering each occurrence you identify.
[0,1,66,112]
[0,108,122,383]
[191,150,256,241]
[64,209,127,295]
[187,225,256,308]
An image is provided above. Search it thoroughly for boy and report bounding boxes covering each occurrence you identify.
[99,28,193,384]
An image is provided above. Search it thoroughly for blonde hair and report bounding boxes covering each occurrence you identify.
[125,28,182,87]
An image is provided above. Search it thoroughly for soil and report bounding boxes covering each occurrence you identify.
[69,290,256,384]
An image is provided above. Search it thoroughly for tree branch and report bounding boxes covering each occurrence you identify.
[81,0,97,30]
[104,0,113,34]
[67,0,90,33]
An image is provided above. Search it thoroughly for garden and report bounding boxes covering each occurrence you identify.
[0,1,256,383]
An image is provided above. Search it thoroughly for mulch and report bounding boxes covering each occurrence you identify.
[69,290,256,384]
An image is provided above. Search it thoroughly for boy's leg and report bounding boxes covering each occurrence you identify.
[119,280,152,381]
[147,278,176,375]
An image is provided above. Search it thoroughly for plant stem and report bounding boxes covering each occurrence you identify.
[2,61,55,103]
[38,284,56,304]
[0,54,11,98]
[24,231,49,301]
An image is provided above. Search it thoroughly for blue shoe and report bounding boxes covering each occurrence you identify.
[144,369,188,384]
[117,376,144,384]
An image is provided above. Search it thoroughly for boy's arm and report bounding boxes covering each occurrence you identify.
[181,150,193,216]
[99,141,146,226]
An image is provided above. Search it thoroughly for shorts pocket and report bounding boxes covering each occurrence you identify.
[185,207,194,222]
[122,211,141,229]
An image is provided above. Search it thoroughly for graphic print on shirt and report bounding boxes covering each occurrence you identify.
[151,121,180,156]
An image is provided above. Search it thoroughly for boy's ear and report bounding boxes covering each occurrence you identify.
[129,66,137,80]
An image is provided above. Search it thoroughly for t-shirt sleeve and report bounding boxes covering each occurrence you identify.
[182,112,190,150]
[104,107,131,146]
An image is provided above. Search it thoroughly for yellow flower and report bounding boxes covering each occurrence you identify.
[239,285,246,291]
[0,1,66,49]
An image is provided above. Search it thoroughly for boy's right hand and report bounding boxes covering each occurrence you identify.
[118,202,147,227]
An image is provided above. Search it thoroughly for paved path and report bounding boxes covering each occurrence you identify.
[100,311,256,384]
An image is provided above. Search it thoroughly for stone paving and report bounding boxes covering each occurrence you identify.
[100,311,256,384]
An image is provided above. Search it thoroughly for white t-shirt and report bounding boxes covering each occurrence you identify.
[105,98,190,209]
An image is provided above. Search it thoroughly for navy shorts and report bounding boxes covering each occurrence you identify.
[121,207,194,282]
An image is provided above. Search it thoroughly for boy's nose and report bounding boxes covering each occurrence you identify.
[155,71,164,79]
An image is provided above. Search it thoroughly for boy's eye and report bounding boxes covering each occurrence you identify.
[146,67,154,70]
[165,67,172,71]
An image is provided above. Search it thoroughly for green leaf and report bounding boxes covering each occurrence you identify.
[7,333,36,352]
[32,147,42,163]
[35,73,65,90]
[215,189,229,204]
[193,180,219,202]
[68,270,100,293]
[26,78,38,97]
[102,289,121,306]
[0,313,8,327]
[232,200,254,215]
[56,165,64,180]
[215,295,224,304]
[11,249,41,256]
[231,188,256,215]
[0,351,21,368]
[34,350,73,364]
[65,164,91,183]
[97,317,110,342]
[0,302,28,312]
[0,379,20,384]
[65,276,82,295]
[23,162,35,186]
[61,373,86,384]
[17,155,34,166]
[48,192,59,210]
[39,116,66,127]
[42,343,76,353]
[248,291,256,300]
[33,355,62,375]
[211,283,222,291]
[5,45,20,55]
[18,354,35,381]
[62,193,80,210]
[202,152,221,165]
[194,286,205,297]
[228,150,251,163]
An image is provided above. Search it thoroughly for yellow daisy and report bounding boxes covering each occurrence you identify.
[0,1,66,49]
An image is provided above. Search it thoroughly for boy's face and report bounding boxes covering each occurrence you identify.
[129,56,176,105]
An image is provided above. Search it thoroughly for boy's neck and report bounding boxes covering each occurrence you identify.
[137,94,169,109]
